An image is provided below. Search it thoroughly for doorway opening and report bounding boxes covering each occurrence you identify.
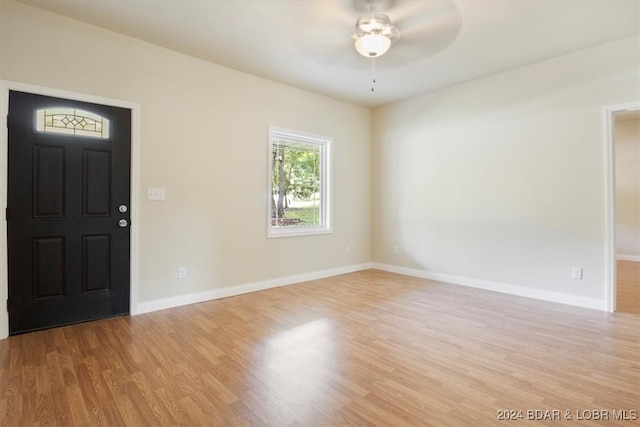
[604,101,640,313]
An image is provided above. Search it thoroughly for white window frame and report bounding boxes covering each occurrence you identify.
[268,126,332,238]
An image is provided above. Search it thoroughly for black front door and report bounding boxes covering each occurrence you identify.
[7,91,131,334]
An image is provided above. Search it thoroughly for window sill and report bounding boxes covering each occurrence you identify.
[267,227,332,239]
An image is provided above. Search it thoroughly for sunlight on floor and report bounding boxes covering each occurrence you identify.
[262,319,341,414]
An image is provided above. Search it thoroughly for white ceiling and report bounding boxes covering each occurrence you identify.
[16,0,640,108]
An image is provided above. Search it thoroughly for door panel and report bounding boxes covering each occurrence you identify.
[83,149,111,216]
[7,91,131,334]
[82,234,111,293]
[33,145,66,217]
[32,237,66,299]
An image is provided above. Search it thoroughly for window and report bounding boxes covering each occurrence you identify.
[36,108,110,139]
[268,126,331,238]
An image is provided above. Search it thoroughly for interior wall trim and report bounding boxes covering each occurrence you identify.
[137,263,375,315]
[616,254,640,262]
[371,263,606,311]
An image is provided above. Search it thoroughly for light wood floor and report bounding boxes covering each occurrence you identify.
[617,260,640,314]
[1,270,638,426]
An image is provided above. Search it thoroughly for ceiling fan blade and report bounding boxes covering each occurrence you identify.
[290,1,362,65]
[384,0,462,65]
[291,1,356,64]
[387,0,457,24]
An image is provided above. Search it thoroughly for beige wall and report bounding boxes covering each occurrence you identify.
[1,1,372,304]
[615,118,640,258]
[0,1,4,79]
[2,0,639,316]
[372,36,640,302]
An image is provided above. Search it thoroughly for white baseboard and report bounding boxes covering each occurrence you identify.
[137,261,608,315]
[137,262,374,315]
[371,263,606,311]
[617,254,640,262]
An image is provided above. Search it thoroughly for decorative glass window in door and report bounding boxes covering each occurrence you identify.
[36,108,110,139]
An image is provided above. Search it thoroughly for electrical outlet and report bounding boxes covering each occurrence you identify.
[572,267,582,280]
[393,246,400,255]
[179,267,187,279]
[345,246,351,255]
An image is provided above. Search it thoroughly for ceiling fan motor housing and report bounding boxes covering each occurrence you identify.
[354,13,400,58]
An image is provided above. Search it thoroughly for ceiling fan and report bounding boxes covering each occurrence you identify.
[292,0,461,93]
[296,0,461,70]
[349,0,461,90]
[349,0,461,61]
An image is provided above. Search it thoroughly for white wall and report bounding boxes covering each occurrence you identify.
[373,36,640,306]
[615,118,640,259]
[0,1,372,306]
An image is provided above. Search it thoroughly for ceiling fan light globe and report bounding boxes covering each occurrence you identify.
[355,34,391,58]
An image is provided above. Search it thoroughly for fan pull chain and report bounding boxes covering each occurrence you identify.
[371,57,376,92]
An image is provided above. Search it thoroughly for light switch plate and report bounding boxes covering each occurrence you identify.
[147,187,165,201]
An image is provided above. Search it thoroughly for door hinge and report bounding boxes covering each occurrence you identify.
[5,207,7,222]
[6,299,9,312]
